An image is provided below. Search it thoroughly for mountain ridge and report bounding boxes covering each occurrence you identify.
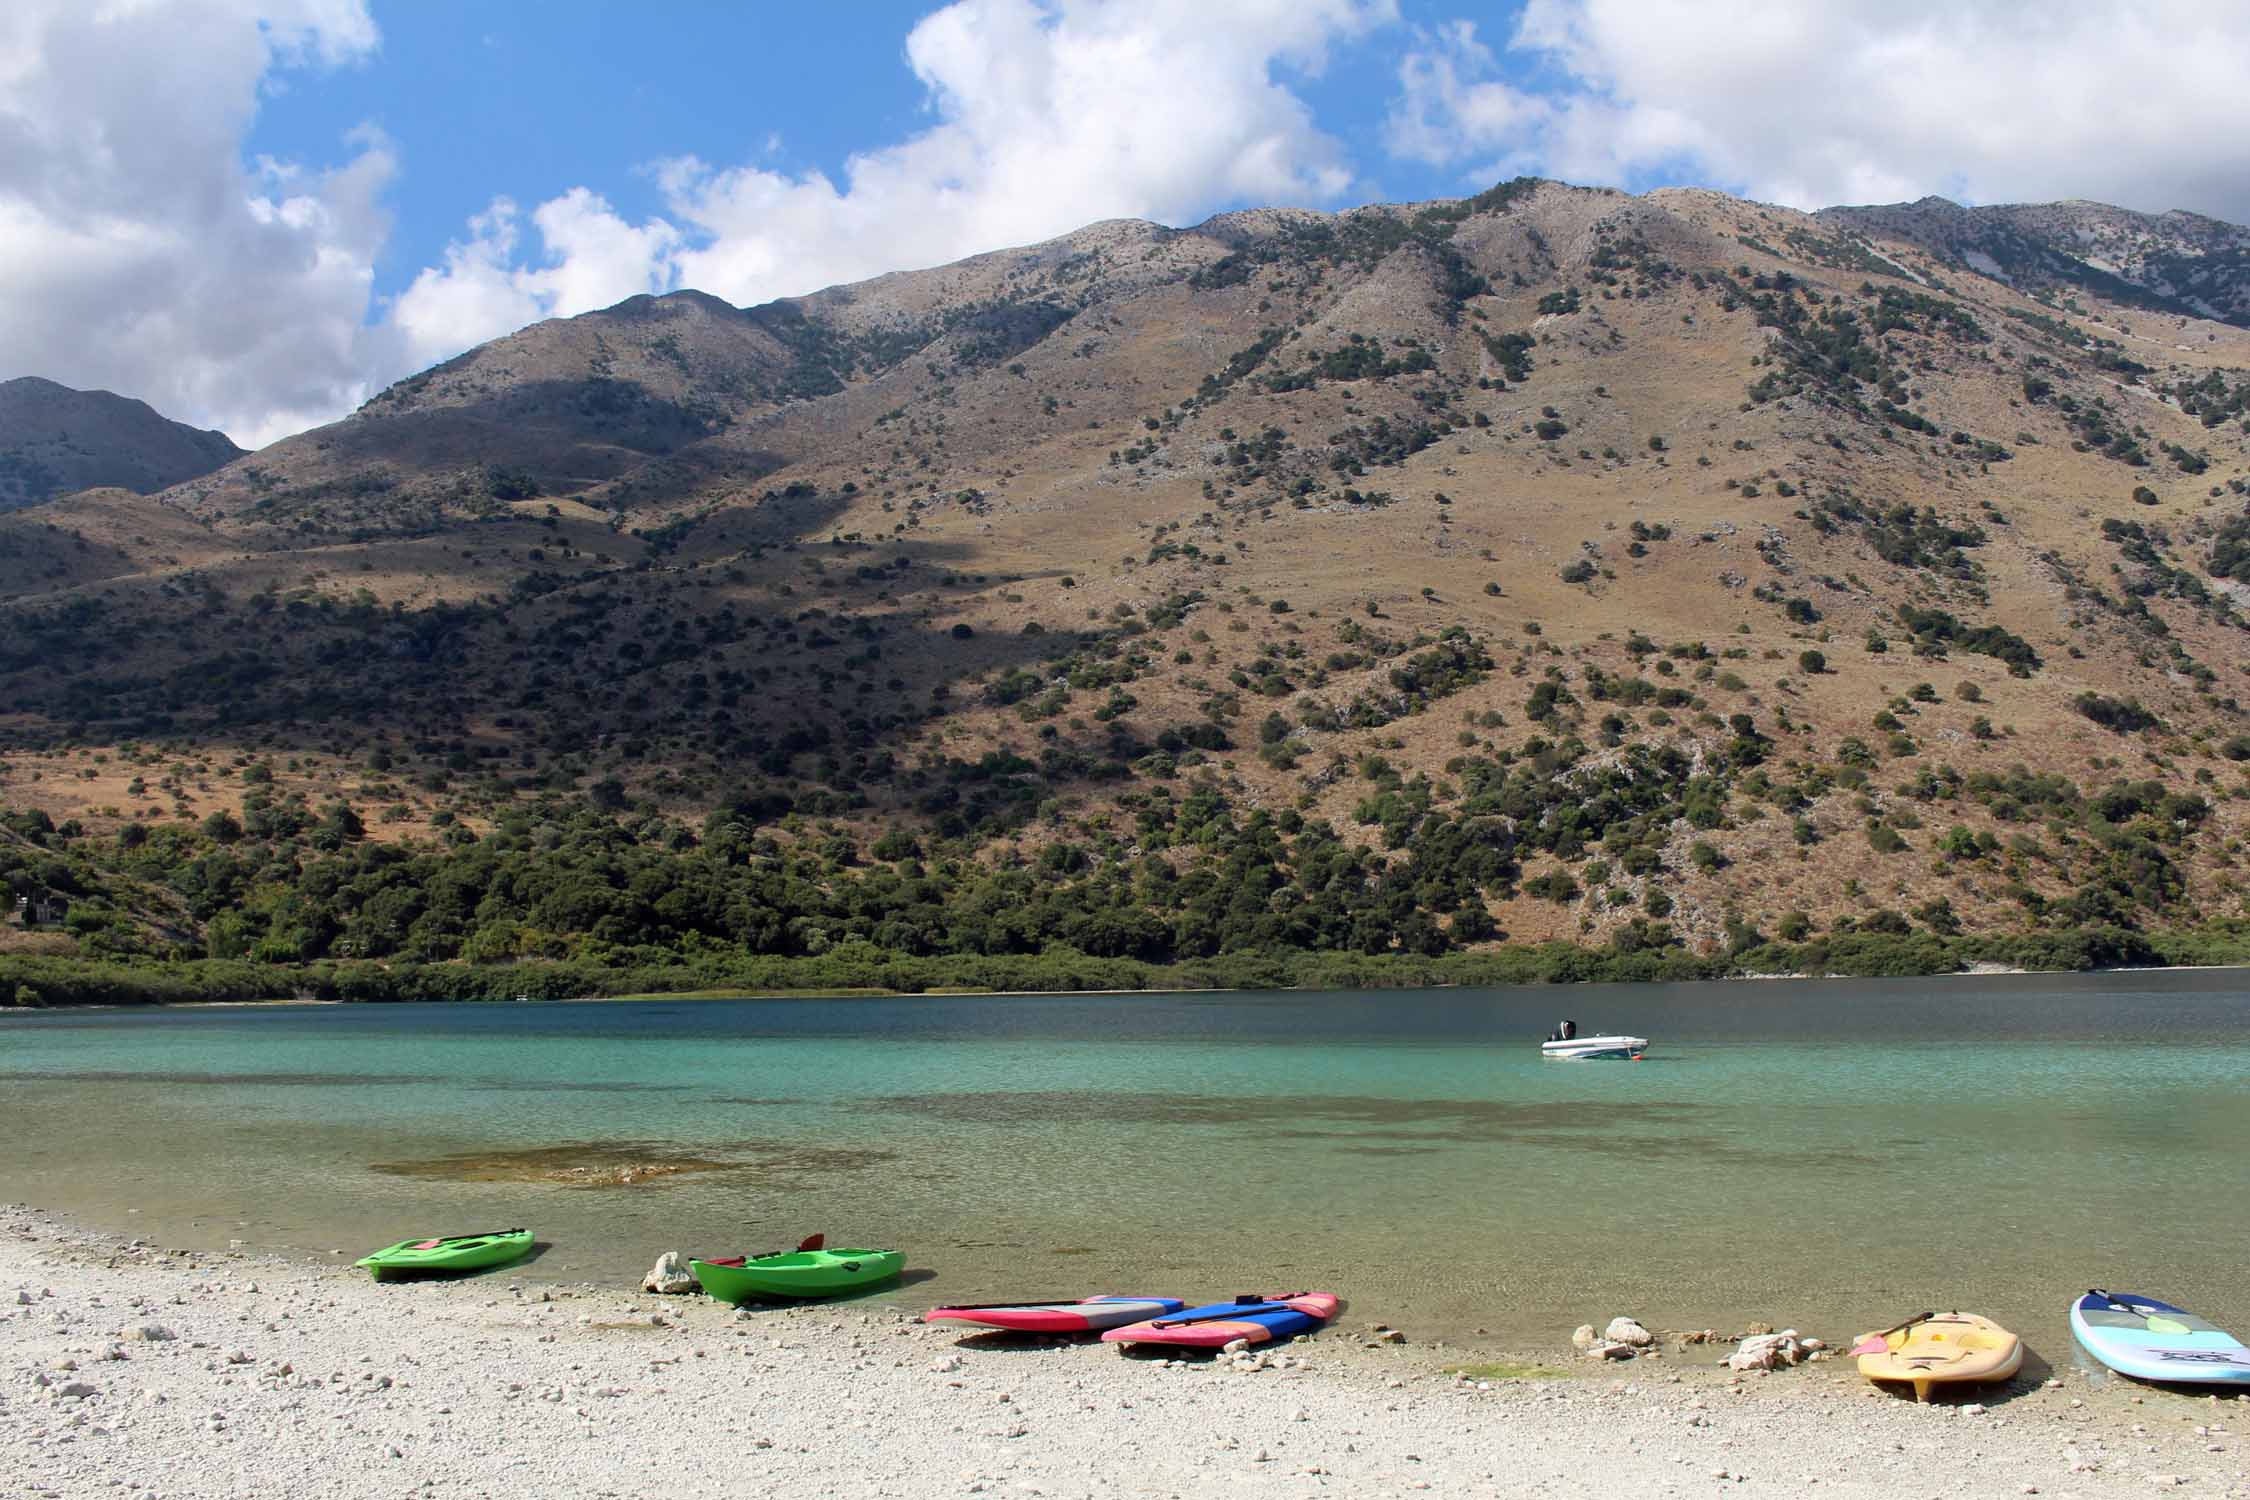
[1816,195,2250,327]
[6,176,2250,979]
[0,376,243,513]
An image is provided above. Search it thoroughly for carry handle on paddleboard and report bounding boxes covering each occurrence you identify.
[1151,1293,1312,1329]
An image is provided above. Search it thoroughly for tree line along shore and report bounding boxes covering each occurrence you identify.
[6,741,2248,1008]
[7,923,2249,1007]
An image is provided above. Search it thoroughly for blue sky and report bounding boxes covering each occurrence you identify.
[245,1,1512,309]
[8,0,2249,445]
[247,3,952,302]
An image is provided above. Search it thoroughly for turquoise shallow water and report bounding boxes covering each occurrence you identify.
[3,969,2246,1360]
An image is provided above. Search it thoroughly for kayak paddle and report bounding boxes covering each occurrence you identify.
[1151,1294,1312,1329]
[406,1228,526,1249]
[1849,1311,1935,1356]
[700,1233,824,1269]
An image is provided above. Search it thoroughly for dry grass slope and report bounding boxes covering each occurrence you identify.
[7,178,2250,969]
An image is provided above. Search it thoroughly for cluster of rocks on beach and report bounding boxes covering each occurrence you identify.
[7,1203,2247,1499]
[1571,1314,1827,1372]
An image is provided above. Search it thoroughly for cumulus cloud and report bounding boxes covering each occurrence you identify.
[18,0,2250,452]
[386,191,680,371]
[391,0,1391,351]
[2,0,1393,447]
[0,0,388,446]
[1390,0,2250,221]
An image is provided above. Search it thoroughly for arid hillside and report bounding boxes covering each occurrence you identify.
[0,377,243,513]
[7,177,2250,976]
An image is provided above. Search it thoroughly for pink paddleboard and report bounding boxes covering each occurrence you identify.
[1102,1292,1341,1348]
[924,1296,1186,1333]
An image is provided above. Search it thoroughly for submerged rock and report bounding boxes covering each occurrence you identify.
[1604,1317,1654,1347]
[369,1140,895,1189]
[1726,1332,1806,1371]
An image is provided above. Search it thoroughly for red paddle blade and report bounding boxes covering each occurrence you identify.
[797,1233,824,1252]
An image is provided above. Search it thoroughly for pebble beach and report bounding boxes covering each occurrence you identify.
[5,1204,2247,1499]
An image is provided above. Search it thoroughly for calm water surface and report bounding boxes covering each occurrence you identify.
[4,970,2246,1360]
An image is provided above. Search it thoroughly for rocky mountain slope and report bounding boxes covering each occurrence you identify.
[0,377,242,512]
[7,179,2250,975]
[1818,197,2250,328]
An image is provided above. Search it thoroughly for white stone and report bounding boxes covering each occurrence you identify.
[641,1252,698,1296]
[124,1324,177,1342]
[1725,1333,1804,1372]
[1603,1317,1655,1347]
[1571,1324,1600,1351]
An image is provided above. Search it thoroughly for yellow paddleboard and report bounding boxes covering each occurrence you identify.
[1855,1312,2023,1401]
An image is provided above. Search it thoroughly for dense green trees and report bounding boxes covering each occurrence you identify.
[7,919,2218,1007]
[4,670,2240,1005]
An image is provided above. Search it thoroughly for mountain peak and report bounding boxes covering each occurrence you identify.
[0,377,243,511]
[10,174,2250,956]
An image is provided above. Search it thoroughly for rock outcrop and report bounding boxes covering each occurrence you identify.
[641,1252,698,1295]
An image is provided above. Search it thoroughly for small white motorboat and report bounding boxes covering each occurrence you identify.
[1539,1020,1647,1059]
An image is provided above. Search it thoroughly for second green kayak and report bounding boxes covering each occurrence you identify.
[690,1248,903,1302]
[355,1228,532,1280]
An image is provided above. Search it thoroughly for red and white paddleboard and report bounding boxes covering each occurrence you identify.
[1102,1292,1341,1349]
[923,1296,1187,1334]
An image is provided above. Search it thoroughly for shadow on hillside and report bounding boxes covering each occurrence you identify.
[332,377,723,472]
[186,377,796,535]
[0,483,1112,816]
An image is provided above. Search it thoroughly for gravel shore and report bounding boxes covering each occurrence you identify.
[5,1203,2245,1499]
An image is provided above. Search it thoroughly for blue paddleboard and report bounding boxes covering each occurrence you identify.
[1099,1292,1339,1347]
[2071,1290,2250,1385]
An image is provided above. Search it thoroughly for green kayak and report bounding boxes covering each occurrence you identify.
[690,1248,903,1302]
[355,1228,533,1281]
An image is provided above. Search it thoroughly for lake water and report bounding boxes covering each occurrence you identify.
[4,970,2246,1362]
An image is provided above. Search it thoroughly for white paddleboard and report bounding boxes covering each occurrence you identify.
[2072,1290,2250,1385]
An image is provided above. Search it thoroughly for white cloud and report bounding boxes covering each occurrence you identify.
[8,0,1392,449]
[17,0,2250,455]
[395,0,1392,340]
[1391,1,2250,220]
[1385,21,1548,175]
[385,191,681,370]
[0,0,387,447]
